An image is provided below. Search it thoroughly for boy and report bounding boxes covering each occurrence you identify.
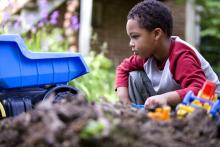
[115,0,220,109]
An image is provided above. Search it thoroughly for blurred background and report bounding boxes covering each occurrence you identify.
[0,0,220,102]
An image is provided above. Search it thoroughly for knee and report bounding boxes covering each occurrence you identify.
[129,71,145,85]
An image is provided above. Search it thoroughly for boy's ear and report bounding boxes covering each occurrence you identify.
[153,28,163,41]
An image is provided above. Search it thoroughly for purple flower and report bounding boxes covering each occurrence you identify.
[38,16,48,28]
[1,13,10,28]
[31,27,37,33]
[50,19,57,25]
[7,0,13,7]
[38,20,45,28]
[7,21,12,28]
[51,11,59,19]
[50,11,59,25]
[13,21,20,29]
[38,0,49,20]
[71,16,80,31]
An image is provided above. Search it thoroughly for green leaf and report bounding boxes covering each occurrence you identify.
[80,120,105,139]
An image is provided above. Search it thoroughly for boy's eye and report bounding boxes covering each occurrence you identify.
[131,35,139,39]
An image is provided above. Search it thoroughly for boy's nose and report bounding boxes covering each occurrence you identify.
[129,41,134,47]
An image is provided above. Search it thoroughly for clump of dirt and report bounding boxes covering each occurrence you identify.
[0,93,220,147]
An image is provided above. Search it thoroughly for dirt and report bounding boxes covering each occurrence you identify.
[0,93,220,147]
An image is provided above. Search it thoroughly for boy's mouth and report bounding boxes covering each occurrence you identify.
[132,50,138,55]
[133,52,138,55]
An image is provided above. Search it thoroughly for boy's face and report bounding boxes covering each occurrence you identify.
[126,19,156,59]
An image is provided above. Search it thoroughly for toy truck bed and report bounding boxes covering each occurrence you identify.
[0,34,89,89]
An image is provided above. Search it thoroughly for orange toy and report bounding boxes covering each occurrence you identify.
[147,106,171,121]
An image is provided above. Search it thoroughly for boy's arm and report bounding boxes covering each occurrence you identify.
[116,55,146,103]
[117,87,131,104]
[171,49,206,99]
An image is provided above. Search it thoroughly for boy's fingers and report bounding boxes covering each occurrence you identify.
[144,99,156,110]
[144,98,151,109]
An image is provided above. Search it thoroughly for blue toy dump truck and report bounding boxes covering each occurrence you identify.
[0,34,89,118]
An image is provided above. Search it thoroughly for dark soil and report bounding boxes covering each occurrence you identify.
[0,93,220,147]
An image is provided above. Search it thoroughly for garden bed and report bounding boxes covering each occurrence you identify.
[0,93,220,147]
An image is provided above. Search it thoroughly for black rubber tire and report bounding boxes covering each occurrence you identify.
[43,85,78,102]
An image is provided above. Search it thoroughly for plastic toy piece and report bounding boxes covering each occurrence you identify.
[0,102,6,117]
[176,88,220,118]
[191,100,212,112]
[0,34,89,89]
[182,91,213,106]
[131,104,144,109]
[210,100,220,118]
[176,104,195,118]
[197,80,216,101]
[131,104,171,121]
[147,106,171,121]
[0,34,89,117]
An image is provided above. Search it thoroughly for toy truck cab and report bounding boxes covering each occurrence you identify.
[0,34,89,117]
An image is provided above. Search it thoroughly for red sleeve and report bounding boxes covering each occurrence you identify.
[170,47,206,99]
[115,55,146,88]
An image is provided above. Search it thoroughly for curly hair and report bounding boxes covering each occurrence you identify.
[127,0,173,37]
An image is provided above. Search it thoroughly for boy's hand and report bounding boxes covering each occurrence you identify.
[144,95,167,109]
[144,91,182,109]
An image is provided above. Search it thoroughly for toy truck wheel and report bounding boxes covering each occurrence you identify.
[43,85,78,102]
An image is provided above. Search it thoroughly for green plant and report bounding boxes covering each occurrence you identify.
[195,0,220,75]
[176,0,220,39]
[22,25,69,52]
[69,52,117,103]
[80,119,105,139]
